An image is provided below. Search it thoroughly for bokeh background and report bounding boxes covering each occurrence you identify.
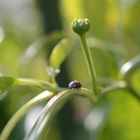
[0,0,140,140]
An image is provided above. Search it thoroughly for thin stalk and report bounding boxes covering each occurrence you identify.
[100,81,140,102]
[80,34,98,96]
[0,90,54,140]
[16,78,57,92]
[101,81,127,96]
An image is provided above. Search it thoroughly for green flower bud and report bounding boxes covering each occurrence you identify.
[72,18,90,35]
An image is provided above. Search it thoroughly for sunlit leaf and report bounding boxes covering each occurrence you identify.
[0,76,15,96]
[49,38,72,69]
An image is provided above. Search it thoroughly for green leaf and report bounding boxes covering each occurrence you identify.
[119,56,140,100]
[0,90,54,140]
[49,39,72,69]
[24,88,96,140]
[120,55,140,83]
[0,76,15,96]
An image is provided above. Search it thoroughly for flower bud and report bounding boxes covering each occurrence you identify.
[72,18,90,35]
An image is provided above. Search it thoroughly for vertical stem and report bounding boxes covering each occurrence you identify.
[80,34,98,96]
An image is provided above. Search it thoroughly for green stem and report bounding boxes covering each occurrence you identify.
[15,78,57,92]
[100,81,140,102]
[80,34,98,96]
[101,81,127,96]
[0,90,54,140]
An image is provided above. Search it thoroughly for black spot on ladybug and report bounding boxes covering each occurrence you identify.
[68,80,81,89]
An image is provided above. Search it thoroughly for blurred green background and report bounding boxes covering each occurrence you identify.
[0,0,140,140]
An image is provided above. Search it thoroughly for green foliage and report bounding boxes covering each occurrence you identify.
[0,77,15,96]
[0,1,140,140]
[49,39,71,69]
[120,56,140,84]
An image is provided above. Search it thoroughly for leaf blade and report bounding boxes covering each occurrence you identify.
[49,38,72,69]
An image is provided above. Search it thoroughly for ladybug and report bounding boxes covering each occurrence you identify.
[68,80,81,89]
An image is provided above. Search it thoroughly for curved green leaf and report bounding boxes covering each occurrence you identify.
[49,38,72,69]
[0,90,54,140]
[119,56,140,100]
[24,88,96,140]
[0,77,15,96]
[119,55,140,83]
